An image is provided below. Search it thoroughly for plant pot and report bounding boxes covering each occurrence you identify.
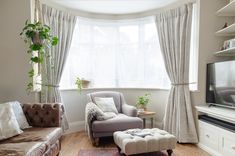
[81,80,90,88]
[138,105,147,111]
[31,32,43,45]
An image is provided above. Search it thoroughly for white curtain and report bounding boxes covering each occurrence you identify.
[60,17,170,89]
[155,4,198,143]
[41,4,77,130]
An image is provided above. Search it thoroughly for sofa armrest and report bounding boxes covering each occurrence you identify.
[21,103,63,127]
[122,104,137,117]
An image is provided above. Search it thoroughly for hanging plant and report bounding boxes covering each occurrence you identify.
[20,20,58,92]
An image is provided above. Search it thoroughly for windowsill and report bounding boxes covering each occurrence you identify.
[60,87,170,91]
[60,87,200,92]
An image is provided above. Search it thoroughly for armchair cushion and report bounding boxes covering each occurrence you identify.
[87,91,124,113]
[122,104,138,117]
[92,114,143,133]
[94,97,118,114]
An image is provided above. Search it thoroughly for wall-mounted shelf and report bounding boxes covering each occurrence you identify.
[216,0,235,16]
[214,47,235,56]
[215,22,235,36]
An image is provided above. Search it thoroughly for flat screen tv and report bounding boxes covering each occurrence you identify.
[206,60,235,108]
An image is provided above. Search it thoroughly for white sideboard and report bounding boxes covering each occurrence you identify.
[196,105,235,156]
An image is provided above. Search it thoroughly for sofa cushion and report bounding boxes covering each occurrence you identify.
[92,114,143,132]
[10,101,31,129]
[0,103,23,140]
[1,127,62,146]
[0,142,46,156]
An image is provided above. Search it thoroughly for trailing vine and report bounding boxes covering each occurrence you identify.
[20,20,58,92]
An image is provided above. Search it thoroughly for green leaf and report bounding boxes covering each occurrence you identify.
[25,30,35,38]
[28,69,34,77]
[25,20,28,25]
[27,50,32,53]
[26,82,33,92]
[51,37,58,46]
[30,44,42,51]
[30,57,40,63]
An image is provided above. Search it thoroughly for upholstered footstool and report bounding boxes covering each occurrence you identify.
[113,128,176,156]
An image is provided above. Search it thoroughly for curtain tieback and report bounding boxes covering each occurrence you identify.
[37,83,60,88]
[44,84,60,88]
[171,82,196,86]
[171,83,190,86]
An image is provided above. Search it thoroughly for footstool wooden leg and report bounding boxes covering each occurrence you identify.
[167,149,173,156]
[94,138,99,146]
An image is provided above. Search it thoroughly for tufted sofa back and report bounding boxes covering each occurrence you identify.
[21,103,63,127]
[87,91,126,113]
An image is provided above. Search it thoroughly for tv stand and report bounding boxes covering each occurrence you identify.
[196,105,235,156]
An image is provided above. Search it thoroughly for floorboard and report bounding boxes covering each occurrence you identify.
[60,131,211,156]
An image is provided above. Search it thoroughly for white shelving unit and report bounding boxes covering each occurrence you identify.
[215,22,235,36]
[216,0,235,16]
[214,47,235,56]
[196,106,235,156]
[214,0,235,56]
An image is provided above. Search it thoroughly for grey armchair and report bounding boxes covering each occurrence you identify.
[87,91,143,145]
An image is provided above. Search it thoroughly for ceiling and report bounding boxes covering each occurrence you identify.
[47,0,180,15]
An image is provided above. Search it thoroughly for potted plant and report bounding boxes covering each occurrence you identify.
[75,77,90,93]
[136,93,150,111]
[20,20,58,92]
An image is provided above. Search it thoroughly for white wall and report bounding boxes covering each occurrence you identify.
[61,0,235,133]
[0,0,234,133]
[191,0,234,106]
[0,0,35,103]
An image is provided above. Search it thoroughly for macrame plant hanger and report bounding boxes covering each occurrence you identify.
[34,0,47,102]
[34,0,43,23]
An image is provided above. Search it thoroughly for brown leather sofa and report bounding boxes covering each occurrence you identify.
[0,103,64,156]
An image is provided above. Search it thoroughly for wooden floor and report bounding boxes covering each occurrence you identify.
[60,131,211,156]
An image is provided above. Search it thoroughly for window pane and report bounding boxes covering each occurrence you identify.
[60,9,198,90]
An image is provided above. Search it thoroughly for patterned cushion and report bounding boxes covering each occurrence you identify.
[95,97,118,114]
[0,103,23,140]
[10,101,31,129]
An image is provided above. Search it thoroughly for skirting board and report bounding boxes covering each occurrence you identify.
[65,121,85,134]
[64,120,163,135]
[197,143,223,156]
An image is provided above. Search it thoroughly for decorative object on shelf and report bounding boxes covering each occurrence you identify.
[223,38,235,50]
[20,20,58,92]
[215,0,235,57]
[222,22,228,29]
[136,93,150,111]
[75,77,90,93]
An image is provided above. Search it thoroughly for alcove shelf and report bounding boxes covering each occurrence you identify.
[214,47,235,56]
[216,0,235,16]
[215,22,235,36]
